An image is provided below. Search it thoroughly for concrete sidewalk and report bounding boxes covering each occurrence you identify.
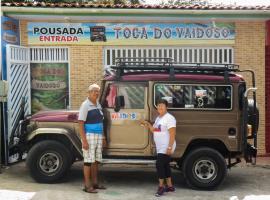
[0,157,270,200]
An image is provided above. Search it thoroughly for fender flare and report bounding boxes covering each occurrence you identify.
[27,128,82,158]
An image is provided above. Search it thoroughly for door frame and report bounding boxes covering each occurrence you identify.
[101,81,151,150]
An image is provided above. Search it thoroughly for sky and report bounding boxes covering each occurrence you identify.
[144,0,270,6]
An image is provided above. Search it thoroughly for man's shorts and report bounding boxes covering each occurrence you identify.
[82,133,103,164]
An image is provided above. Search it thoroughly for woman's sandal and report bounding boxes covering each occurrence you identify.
[82,186,98,193]
[93,184,106,190]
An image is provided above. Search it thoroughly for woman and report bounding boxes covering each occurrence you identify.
[141,99,176,197]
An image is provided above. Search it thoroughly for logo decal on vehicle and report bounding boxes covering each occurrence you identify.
[111,112,137,120]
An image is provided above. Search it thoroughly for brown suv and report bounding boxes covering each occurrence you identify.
[9,58,259,190]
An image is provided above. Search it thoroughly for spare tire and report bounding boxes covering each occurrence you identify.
[247,99,259,134]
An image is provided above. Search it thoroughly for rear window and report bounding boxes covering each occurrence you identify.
[154,84,232,110]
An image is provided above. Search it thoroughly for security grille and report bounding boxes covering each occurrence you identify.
[30,47,69,63]
[6,45,31,142]
[104,47,234,72]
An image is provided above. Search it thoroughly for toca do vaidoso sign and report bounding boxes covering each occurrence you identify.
[31,63,69,114]
[28,22,235,45]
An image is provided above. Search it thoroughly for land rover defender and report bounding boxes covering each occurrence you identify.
[9,58,259,190]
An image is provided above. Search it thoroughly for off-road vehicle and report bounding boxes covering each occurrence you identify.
[9,58,259,190]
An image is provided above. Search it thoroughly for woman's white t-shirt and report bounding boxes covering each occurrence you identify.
[153,112,176,154]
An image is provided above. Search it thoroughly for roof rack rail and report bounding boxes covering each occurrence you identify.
[112,57,239,81]
[116,57,173,67]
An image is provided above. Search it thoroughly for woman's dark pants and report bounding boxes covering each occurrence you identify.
[156,153,171,179]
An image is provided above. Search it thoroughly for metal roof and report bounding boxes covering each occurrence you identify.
[1,2,270,10]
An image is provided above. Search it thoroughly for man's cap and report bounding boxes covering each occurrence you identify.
[88,83,100,91]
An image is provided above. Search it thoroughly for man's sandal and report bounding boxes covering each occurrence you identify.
[93,184,106,190]
[82,186,98,193]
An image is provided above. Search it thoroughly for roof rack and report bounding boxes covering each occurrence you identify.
[111,57,240,81]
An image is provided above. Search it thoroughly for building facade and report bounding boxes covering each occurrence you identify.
[1,2,270,155]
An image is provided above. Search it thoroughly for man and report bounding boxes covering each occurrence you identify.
[78,83,106,193]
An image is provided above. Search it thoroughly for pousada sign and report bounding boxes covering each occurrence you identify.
[28,22,235,45]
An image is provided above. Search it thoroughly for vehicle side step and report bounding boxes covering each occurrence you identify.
[102,159,156,164]
[101,159,178,168]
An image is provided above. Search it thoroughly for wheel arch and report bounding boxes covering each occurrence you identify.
[178,138,229,165]
[26,128,82,160]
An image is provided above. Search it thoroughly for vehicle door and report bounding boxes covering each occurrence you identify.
[102,82,149,150]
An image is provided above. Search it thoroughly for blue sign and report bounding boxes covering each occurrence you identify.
[28,22,235,46]
[1,16,20,80]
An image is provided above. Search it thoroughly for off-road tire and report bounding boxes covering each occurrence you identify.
[26,140,72,183]
[182,147,227,190]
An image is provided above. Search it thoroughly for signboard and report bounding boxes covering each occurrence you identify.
[31,63,69,113]
[1,16,20,80]
[28,22,235,45]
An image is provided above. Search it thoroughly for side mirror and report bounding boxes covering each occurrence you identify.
[114,96,125,112]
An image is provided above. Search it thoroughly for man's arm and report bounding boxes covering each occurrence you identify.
[78,103,89,150]
[79,120,89,150]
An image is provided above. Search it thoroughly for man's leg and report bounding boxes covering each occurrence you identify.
[91,134,103,187]
[84,164,92,188]
[83,163,98,193]
[81,135,98,193]
[91,161,98,185]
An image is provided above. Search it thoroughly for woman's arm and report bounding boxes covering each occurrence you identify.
[166,127,176,155]
[140,120,155,133]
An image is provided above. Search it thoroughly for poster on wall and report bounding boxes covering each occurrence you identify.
[28,22,235,46]
[31,63,69,114]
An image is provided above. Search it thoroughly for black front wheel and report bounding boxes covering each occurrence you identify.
[182,147,227,190]
[26,140,72,183]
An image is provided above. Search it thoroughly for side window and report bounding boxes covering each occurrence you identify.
[154,84,232,110]
[118,85,145,109]
[104,84,145,109]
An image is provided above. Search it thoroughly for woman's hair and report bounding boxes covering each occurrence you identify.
[157,99,168,107]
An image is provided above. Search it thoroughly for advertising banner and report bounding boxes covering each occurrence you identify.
[31,63,69,113]
[28,22,235,45]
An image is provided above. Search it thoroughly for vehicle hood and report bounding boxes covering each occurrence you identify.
[30,110,79,122]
